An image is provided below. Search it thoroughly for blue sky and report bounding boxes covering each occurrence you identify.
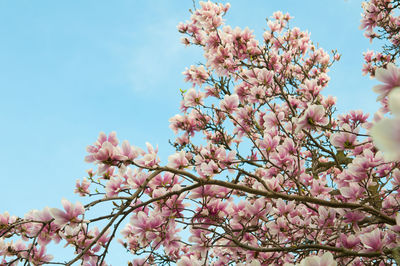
[0,0,382,264]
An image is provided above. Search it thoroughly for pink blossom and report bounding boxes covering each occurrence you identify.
[183,88,205,107]
[340,234,360,249]
[198,160,219,177]
[135,153,159,168]
[94,142,126,162]
[295,105,328,133]
[30,245,54,265]
[263,112,284,129]
[160,221,182,255]
[300,79,322,97]
[74,178,90,196]
[85,132,119,162]
[88,227,110,248]
[288,252,337,266]
[269,217,289,237]
[322,95,337,108]
[25,207,53,222]
[0,211,17,227]
[360,228,384,252]
[134,143,160,168]
[121,140,144,161]
[275,199,295,216]
[330,126,357,150]
[168,150,189,169]
[256,68,274,86]
[49,199,85,228]
[372,63,400,101]
[310,179,332,197]
[24,208,61,246]
[339,182,365,202]
[9,240,27,259]
[127,169,148,189]
[105,177,126,197]
[129,211,163,246]
[182,65,209,87]
[343,211,365,224]
[168,114,184,134]
[177,255,203,266]
[220,94,239,112]
[149,172,182,191]
[268,20,281,32]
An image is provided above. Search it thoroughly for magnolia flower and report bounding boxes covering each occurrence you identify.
[330,124,358,150]
[295,105,328,133]
[0,211,17,226]
[183,88,205,107]
[49,199,85,228]
[121,140,144,161]
[74,178,90,196]
[370,117,400,161]
[24,207,53,222]
[372,63,400,101]
[220,94,239,112]
[31,246,54,265]
[339,182,365,202]
[105,177,126,197]
[360,228,384,252]
[176,255,203,266]
[167,150,189,169]
[340,234,360,249]
[182,65,209,86]
[284,252,337,266]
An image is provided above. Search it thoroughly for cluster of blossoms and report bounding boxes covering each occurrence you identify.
[360,0,400,75]
[1,1,400,265]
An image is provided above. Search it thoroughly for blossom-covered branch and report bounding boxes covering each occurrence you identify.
[1,1,400,265]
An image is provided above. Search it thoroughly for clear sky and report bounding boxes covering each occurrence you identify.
[0,0,382,264]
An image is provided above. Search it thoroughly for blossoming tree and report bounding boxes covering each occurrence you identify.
[1,1,400,265]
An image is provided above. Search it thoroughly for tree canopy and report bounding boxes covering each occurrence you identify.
[1,1,400,265]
